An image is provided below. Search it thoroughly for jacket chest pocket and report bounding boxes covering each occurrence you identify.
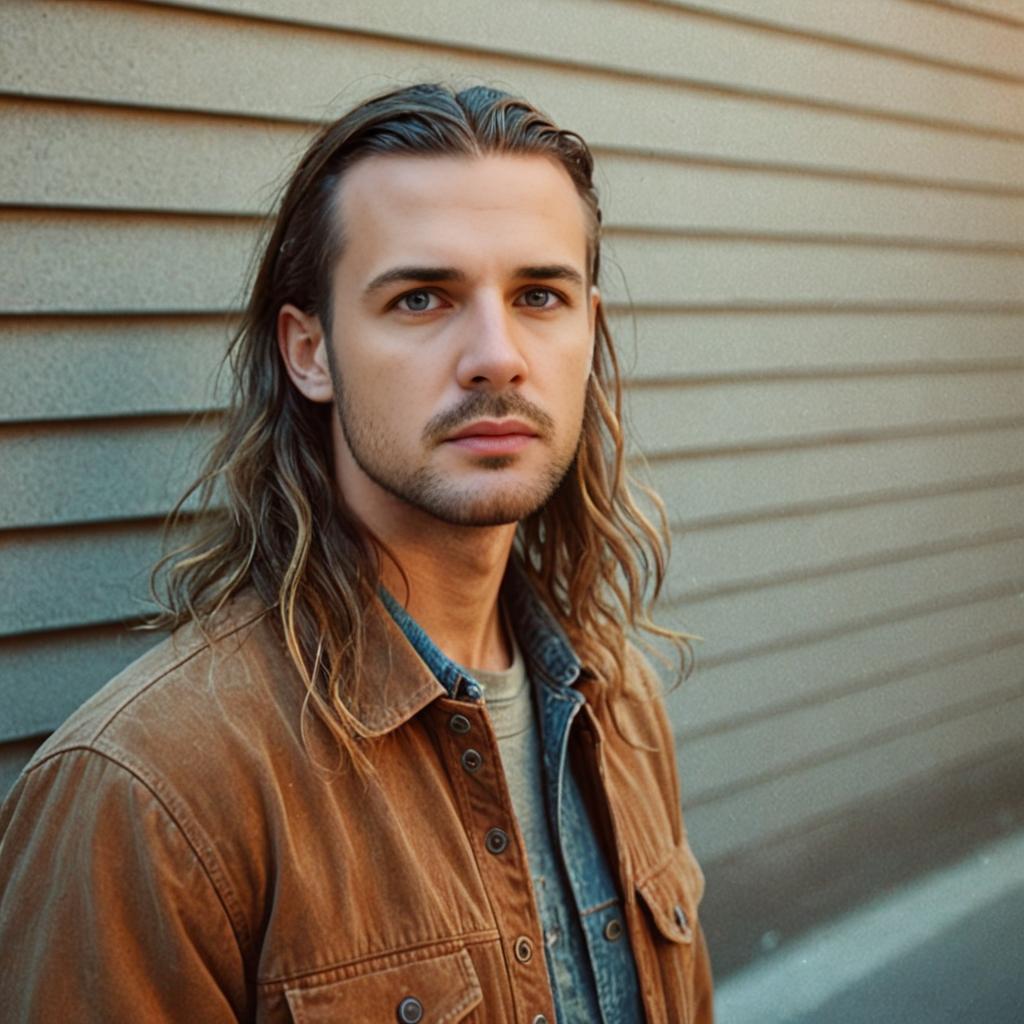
[635,839,704,945]
[285,947,482,1023]
[634,840,706,1023]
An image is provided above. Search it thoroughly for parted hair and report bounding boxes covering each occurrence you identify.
[149,82,689,759]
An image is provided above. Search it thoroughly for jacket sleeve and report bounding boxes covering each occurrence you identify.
[0,747,250,1022]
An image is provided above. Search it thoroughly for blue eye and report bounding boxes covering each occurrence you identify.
[520,288,558,308]
[397,290,438,313]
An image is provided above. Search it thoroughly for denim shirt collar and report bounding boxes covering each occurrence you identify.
[380,558,581,697]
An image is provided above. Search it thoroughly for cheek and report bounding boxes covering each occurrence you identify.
[333,335,421,414]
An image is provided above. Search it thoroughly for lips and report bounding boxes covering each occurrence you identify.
[446,419,538,441]
[444,419,538,455]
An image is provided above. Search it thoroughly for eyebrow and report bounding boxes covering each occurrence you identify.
[362,263,585,298]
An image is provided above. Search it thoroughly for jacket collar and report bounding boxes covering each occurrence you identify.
[340,599,449,739]
[360,559,582,738]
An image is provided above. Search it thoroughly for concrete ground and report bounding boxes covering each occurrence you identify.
[713,828,1024,1024]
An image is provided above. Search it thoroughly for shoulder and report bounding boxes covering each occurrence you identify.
[587,640,681,765]
[22,591,299,800]
[2,594,303,950]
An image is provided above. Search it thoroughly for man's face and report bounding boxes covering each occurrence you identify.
[325,153,599,528]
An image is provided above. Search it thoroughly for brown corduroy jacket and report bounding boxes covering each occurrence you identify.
[0,593,712,1023]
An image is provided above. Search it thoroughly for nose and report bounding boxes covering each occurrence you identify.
[455,292,528,390]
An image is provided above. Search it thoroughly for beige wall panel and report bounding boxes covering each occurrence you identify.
[683,689,1024,862]
[646,427,1024,520]
[1,421,215,530]
[0,213,252,315]
[671,589,1024,735]
[603,234,1024,308]
[0,739,43,801]
[0,99,305,215]
[673,0,1024,78]
[3,3,1022,188]
[663,536,1024,652]
[148,0,1024,135]
[0,318,230,423]
[10,99,1024,250]
[597,154,1024,245]
[622,312,1024,380]
[0,524,163,637]
[7,214,1023,316]
[681,641,1024,803]
[627,374,1024,455]
[0,625,158,741]
[673,480,1024,593]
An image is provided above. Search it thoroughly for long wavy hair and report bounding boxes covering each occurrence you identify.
[150,83,689,760]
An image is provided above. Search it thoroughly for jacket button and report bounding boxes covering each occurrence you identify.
[397,995,423,1022]
[674,903,689,932]
[532,1017,549,1024]
[485,827,509,854]
[514,935,534,963]
[461,748,483,773]
[603,917,623,941]
[449,713,471,734]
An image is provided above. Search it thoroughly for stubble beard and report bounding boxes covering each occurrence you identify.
[333,379,580,527]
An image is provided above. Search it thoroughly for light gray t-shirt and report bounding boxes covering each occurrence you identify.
[471,636,595,1005]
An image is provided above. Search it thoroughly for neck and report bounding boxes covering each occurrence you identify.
[377,517,517,672]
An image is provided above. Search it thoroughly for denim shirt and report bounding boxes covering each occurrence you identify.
[381,572,644,1024]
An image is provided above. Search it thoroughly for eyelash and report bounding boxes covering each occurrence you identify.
[392,287,566,314]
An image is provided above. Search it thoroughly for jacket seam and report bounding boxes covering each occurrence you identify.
[257,928,501,990]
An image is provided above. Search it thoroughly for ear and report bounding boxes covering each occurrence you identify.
[277,303,333,403]
[588,285,601,330]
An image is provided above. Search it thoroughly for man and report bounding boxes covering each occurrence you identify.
[0,84,712,1022]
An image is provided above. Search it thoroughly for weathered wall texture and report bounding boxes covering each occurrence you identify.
[2,0,1023,967]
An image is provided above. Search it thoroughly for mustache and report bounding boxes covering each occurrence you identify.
[423,391,555,444]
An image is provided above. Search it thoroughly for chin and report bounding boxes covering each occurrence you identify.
[423,489,551,528]
[357,449,573,528]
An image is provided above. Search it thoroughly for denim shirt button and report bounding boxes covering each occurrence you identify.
[484,827,509,854]
[461,680,483,702]
[603,917,623,941]
[396,995,423,1022]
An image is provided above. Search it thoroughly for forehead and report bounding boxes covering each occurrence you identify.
[334,153,591,275]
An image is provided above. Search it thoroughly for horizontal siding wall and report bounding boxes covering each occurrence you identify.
[1,0,1023,890]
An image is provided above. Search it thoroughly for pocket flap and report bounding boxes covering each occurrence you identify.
[635,840,705,945]
[286,947,482,1023]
